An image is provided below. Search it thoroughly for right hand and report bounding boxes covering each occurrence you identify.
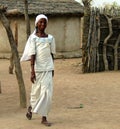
[31,71,36,83]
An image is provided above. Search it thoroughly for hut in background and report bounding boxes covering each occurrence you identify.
[0,0,84,58]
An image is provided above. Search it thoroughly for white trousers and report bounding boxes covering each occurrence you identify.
[30,71,53,117]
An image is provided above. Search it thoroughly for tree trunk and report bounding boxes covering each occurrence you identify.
[114,34,120,70]
[9,21,18,74]
[103,15,113,71]
[0,7,27,108]
[87,9,94,71]
[96,9,100,72]
[24,0,31,39]
[0,81,1,94]
[82,0,92,73]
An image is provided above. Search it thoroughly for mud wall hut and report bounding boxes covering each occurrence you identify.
[0,0,84,58]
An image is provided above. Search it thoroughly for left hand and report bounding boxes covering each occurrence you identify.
[52,70,54,77]
[31,71,36,83]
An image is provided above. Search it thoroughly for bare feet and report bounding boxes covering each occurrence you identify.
[41,120,51,126]
[41,116,51,126]
[26,106,32,120]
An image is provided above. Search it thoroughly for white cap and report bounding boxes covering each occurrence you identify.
[35,14,48,26]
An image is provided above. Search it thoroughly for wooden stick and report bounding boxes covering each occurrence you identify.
[0,8,27,108]
[96,9,100,72]
[87,8,94,71]
[114,34,120,70]
[9,21,18,74]
[6,9,22,16]
[0,81,1,93]
[0,6,21,16]
[103,15,113,71]
[14,21,18,46]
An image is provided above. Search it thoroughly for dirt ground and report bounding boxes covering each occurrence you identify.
[0,58,120,129]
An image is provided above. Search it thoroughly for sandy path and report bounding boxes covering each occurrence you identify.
[0,58,120,129]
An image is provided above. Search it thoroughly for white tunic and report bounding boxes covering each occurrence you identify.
[20,34,56,64]
[28,34,56,72]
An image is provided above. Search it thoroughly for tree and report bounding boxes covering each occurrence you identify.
[9,21,18,74]
[82,0,92,73]
[24,0,31,39]
[0,5,27,108]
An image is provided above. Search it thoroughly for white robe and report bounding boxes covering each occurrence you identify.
[30,71,53,116]
[21,34,56,117]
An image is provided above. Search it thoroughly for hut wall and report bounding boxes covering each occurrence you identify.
[0,15,82,58]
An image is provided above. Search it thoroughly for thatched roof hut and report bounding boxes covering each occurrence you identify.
[0,0,84,58]
[1,0,84,16]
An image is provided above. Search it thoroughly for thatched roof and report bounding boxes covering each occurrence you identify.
[1,0,84,17]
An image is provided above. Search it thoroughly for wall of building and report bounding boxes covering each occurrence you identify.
[0,15,82,58]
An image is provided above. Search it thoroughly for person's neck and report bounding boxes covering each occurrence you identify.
[36,30,47,37]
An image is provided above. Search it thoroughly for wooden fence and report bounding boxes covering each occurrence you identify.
[85,8,120,72]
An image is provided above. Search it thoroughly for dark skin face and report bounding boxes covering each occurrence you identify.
[36,18,48,37]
